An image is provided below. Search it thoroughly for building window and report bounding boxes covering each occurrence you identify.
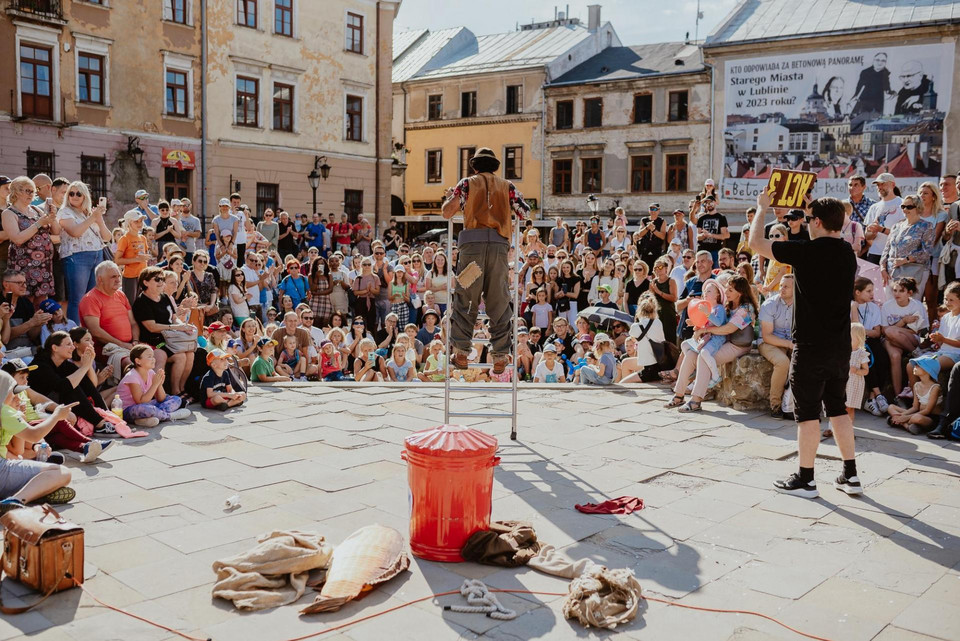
[238,0,257,28]
[553,159,572,195]
[275,0,292,36]
[164,167,191,202]
[458,147,476,179]
[80,155,107,202]
[236,76,259,127]
[504,146,522,180]
[582,157,602,192]
[668,90,688,122]
[77,53,103,105]
[665,153,688,191]
[20,44,53,120]
[256,182,278,219]
[345,94,362,141]
[461,91,476,118]
[427,94,442,121]
[165,0,187,23]
[344,189,363,221]
[272,83,293,131]
[630,155,652,192]
[506,85,522,114]
[426,150,442,183]
[583,98,602,128]
[166,69,188,117]
[555,100,573,130]
[633,94,652,124]
[26,150,54,177]
[346,12,363,53]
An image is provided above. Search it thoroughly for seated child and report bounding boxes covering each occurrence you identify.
[354,338,384,382]
[320,340,347,382]
[386,344,416,382]
[118,345,192,427]
[40,299,77,345]
[200,349,247,410]
[250,337,291,383]
[418,339,447,382]
[276,334,306,380]
[681,280,727,388]
[533,344,565,383]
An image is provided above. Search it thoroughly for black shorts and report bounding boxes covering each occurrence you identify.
[790,347,850,423]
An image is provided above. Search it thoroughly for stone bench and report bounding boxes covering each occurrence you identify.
[711,350,774,411]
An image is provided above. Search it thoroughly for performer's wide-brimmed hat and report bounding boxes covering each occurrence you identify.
[470,147,500,171]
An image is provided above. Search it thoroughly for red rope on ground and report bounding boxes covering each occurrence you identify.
[73,579,838,641]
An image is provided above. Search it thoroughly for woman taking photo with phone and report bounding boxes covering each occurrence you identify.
[56,181,111,323]
[2,176,60,304]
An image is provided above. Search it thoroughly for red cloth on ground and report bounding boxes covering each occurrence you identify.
[575,496,644,515]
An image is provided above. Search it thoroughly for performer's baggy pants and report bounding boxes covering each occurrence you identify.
[450,228,513,356]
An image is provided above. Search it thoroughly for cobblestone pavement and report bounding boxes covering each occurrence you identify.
[2,383,958,641]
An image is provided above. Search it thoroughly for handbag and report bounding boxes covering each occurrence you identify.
[1,504,84,614]
[634,319,668,364]
[161,326,198,354]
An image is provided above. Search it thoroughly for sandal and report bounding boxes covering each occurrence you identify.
[664,395,685,409]
[678,400,702,413]
[821,429,833,439]
[659,371,678,383]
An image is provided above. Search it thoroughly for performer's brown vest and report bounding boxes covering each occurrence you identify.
[463,172,512,240]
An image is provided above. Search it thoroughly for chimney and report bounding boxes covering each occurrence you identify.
[588,4,601,31]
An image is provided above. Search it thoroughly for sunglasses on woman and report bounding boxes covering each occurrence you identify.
[68,191,83,197]
[770,234,783,239]
[901,205,917,211]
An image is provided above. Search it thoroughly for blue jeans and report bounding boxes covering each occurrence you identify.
[580,366,613,386]
[63,249,103,324]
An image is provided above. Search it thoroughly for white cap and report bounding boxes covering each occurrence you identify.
[170,199,182,206]
[872,172,895,184]
[218,198,230,207]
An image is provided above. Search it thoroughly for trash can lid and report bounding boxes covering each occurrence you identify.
[404,424,498,458]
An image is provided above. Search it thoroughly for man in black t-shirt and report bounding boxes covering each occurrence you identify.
[695,196,729,267]
[636,203,666,267]
[750,192,860,499]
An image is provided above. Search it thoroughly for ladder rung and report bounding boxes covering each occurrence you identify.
[471,338,491,344]
[447,385,514,392]
[467,363,493,368]
[447,411,515,419]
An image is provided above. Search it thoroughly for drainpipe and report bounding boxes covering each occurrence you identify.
[540,81,546,220]
[374,1,381,234]
[703,59,715,183]
[200,0,207,233]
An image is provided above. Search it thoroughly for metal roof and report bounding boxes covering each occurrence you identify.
[393,28,428,61]
[705,0,960,47]
[406,23,596,81]
[392,27,471,83]
[549,42,704,86]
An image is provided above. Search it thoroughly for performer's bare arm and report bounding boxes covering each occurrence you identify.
[441,187,459,219]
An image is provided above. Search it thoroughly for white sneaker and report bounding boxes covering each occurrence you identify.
[875,395,890,413]
[864,398,880,416]
[169,408,192,421]
[134,417,160,427]
[79,440,102,464]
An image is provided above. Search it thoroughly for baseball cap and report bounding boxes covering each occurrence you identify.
[598,284,613,293]
[206,349,228,366]
[218,198,230,207]
[170,199,182,207]
[122,209,143,223]
[38,299,61,314]
[1,359,37,374]
[205,322,230,332]
[648,203,660,210]
[669,237,683,246]
[226,338,242,350]
[0,176,11,187]
[873,172,895,184]
[257,337,278,348]
[543,343,558,353]
[704,179,715,186]
[320,339,333,348]
[784,210,805,221]
[517,326,529,335]
[134,189,149,200]
[527,250,540,259]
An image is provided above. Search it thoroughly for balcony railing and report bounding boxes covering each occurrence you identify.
[6,0,65,23]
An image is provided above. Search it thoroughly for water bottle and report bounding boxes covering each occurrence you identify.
[224,495,241,509]
[34,442,51,462]
[111,394,124,418]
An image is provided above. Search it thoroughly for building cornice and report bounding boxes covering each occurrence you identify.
[406,114,541,131]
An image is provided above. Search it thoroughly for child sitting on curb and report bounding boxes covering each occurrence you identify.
[320,340,347,381]
[250,337,291,383]
[418,340,447,382]
[276,334,306,380]
[353,338,384,382]
[119,345,192,427]
[534,343,565,383]
[201,349,247,410]
[386,344,416,382]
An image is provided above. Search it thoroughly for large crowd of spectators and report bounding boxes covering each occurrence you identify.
[2,168,960,513]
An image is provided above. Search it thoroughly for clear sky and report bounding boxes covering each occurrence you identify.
[394,0,741,46]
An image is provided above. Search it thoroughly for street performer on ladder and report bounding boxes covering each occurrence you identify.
[441,147,530,375]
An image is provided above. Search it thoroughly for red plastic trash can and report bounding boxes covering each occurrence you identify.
[402,424,500,562]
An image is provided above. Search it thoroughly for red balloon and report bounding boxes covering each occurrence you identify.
[688,298,713,329]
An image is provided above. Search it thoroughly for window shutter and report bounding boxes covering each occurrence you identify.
[162,0,173,21]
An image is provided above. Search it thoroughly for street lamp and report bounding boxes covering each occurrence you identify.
[127,136,144,167]
[307,156,331,215]
[586,194,600,214]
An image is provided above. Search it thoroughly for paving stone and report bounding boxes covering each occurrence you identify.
[872,626,950,641]
[85,536,182,575]
[891,593,960,641]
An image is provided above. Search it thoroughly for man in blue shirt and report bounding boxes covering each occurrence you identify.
[676,251,715,341]
[758,273,795,418]
[305,213,327,257]
[134,189,159,223]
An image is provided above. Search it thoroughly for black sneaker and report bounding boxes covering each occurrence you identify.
[46,452,65,465]
[834,474,863,496]
[770,406,784,419]
[773,473,819,498]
